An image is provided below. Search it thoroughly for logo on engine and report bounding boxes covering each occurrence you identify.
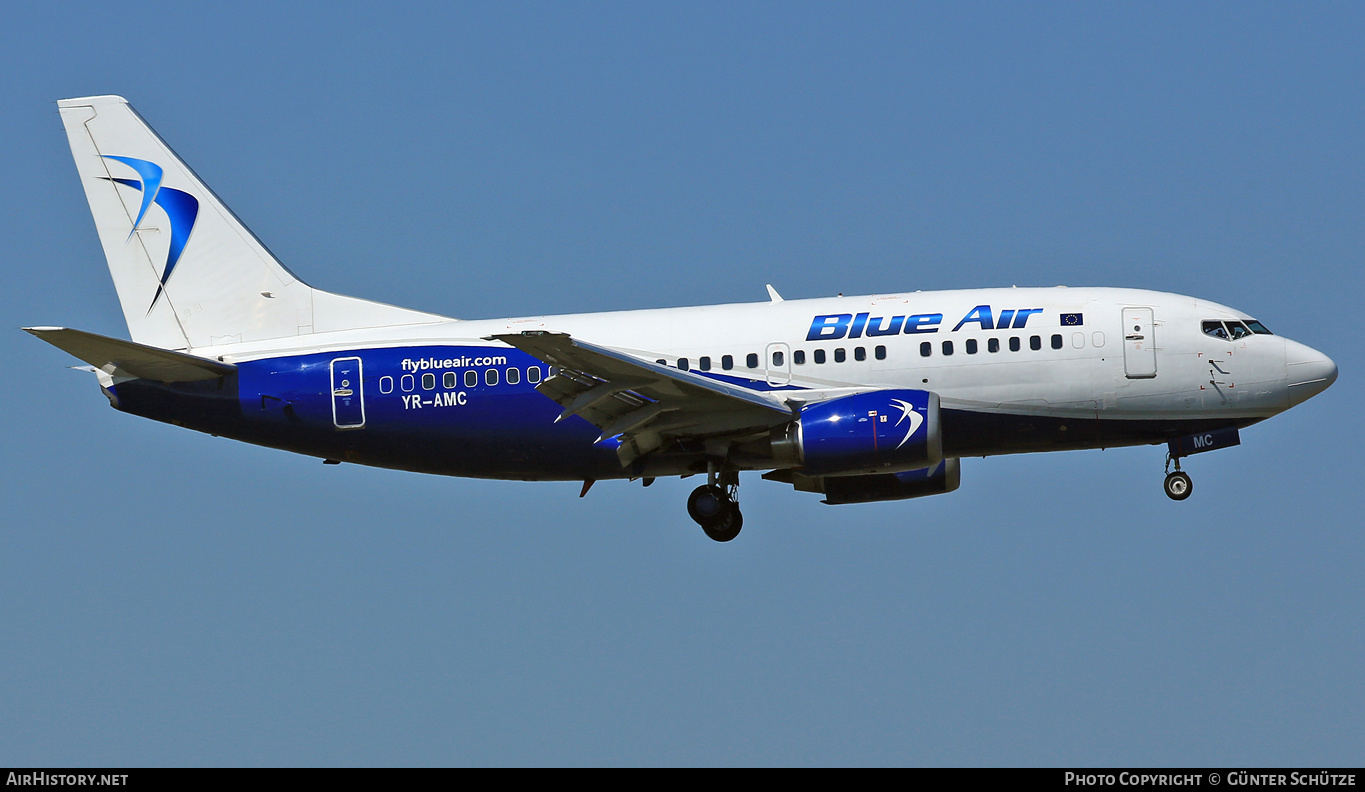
[890,399,924,448]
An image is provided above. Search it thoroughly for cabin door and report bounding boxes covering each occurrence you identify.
[330,356,366,429]
[1122,307,1158,379]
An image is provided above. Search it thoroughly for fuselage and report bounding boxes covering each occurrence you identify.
[42,95,1341,537]
[106,286,1337,482]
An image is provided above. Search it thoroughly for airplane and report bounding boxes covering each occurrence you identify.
[28,95,1338,542]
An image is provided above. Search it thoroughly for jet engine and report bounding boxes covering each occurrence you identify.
[771,389,942,476]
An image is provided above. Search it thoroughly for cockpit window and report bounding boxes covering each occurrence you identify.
[1202,321,1229,340]
[1204,319,1272,341]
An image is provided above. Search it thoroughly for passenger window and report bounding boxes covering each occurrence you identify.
[1009,337,1021,352]
[1092,332,1105,348]
[1051,334,1063,350]
[814,349,827,364]
[942,340,953,356]
[527,366,541,384]
[1030,336,1042,351]
[988,338,1000,353]
[854,347,866,362]
[506,367,520,385]
[746,353,759,369]
[793,350,805,365]
[722,355,734,370]
[875,345,886,360]
[401,374,415,392]
[699,356,711,371]
[1072,332,1085,349]
[422,373,436,390]
[379,376,394,394]
[465,370,478,388]
[444,371,457,389]
[678,358,690,371]
[772,351,784,367]
[485,369,499,386]
[920,342,932,357]
[834,348,846,363]
[966,339,978,354]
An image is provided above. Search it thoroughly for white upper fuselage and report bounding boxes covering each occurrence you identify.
[195,285,1337,427]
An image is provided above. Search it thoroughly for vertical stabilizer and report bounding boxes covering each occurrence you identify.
[57,96,448,350]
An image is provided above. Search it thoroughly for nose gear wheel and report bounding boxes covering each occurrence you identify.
[1163,452,1193,501]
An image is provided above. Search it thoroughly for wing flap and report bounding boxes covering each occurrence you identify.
[488,331,796,465]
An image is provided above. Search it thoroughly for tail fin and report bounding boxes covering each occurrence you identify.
[58,96,449,350]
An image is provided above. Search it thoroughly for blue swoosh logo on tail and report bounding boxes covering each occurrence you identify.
[102,155,162,237]
[99,156,199,312]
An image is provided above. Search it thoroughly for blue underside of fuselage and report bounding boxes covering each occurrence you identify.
[105,344,1256,480]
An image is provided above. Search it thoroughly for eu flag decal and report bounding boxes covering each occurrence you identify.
[1060,313,1084,326]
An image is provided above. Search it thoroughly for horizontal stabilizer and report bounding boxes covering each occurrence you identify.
[24,327,235,382]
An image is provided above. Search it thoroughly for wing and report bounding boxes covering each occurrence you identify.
[487,332,797,466]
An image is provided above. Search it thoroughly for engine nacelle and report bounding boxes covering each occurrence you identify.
[819,458,961,504]
[772,389,942,477]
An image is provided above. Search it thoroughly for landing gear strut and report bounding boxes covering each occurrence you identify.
[687,465,743,542]
[1163,453,1193,501]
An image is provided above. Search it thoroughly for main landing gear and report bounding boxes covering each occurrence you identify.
[1163,453,1193,501]
[687,465,743,542]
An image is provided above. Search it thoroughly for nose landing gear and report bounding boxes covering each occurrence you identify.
[1161,427,1242,501]
[1163,453,1193,501]
[687,465,743,542]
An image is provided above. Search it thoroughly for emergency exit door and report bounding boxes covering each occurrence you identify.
[765,342,791,386]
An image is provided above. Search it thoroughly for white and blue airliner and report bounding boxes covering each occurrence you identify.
[29,96,1338,541]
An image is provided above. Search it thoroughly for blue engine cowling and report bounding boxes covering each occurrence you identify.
[773,389,942,477]
[820,458,961,504]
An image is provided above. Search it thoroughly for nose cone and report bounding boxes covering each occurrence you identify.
[1285,339,1338,407]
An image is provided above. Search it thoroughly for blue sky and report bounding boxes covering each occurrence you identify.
[1,2,1361,766]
